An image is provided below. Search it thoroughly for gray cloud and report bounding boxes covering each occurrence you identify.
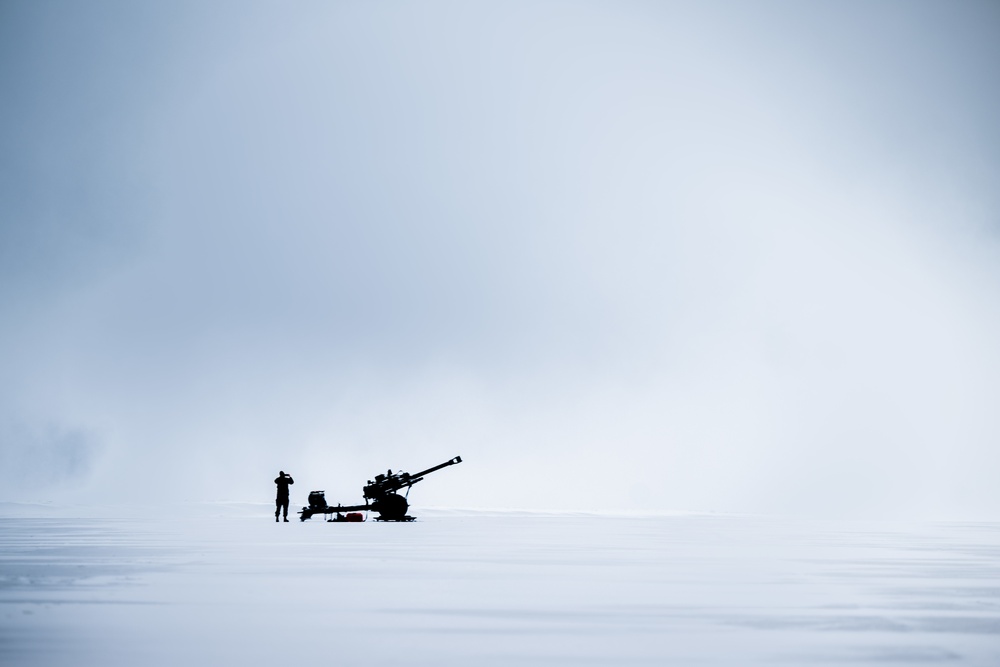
[0,420,100,491]
[2,0,998,517]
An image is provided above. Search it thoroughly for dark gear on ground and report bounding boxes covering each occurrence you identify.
[275,471,294,522]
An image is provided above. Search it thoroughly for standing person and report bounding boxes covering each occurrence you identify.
[274,471,294,522]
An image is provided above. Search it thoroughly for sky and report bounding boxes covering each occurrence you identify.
[1,0,998,519]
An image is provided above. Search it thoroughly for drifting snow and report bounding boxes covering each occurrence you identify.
[1,509,998,666]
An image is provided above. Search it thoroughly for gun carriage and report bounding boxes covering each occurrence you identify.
[299,456,462,522]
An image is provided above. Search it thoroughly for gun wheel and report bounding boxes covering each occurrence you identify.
[373,493,409,521]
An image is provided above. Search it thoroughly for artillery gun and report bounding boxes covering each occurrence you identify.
[299,456,462,522]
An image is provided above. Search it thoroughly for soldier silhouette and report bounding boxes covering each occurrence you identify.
[274,471,294,522]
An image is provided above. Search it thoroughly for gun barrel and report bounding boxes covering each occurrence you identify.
[411,456,462,479]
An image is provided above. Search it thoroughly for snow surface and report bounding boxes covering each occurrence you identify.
[1,508,999,666]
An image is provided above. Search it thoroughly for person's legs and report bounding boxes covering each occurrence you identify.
[281,500,290,521]
[275,500,281,522]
